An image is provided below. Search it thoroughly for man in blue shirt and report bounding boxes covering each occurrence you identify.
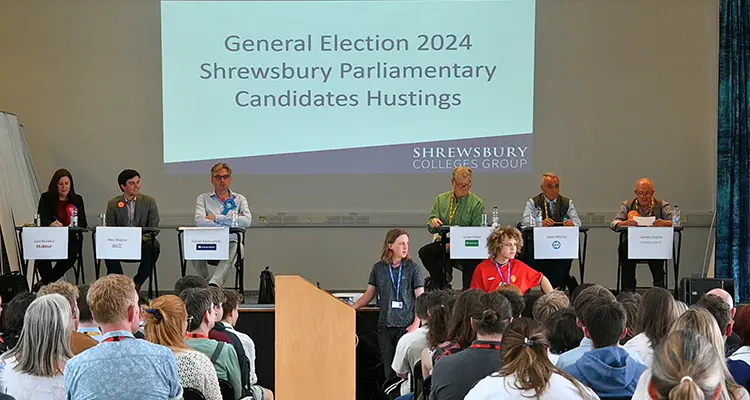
[64,275,182,400]
[192,163,252,287]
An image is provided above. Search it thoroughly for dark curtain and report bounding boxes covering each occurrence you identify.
[718,0,750,302]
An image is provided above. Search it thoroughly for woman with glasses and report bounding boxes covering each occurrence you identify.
[144,295,222,400]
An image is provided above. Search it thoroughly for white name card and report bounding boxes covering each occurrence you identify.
[22,227,69,260]
[95,227,142,260]
[450,226,494,259]
[533,227,579,259]
[627,227,673,259]
[182,227,230,260]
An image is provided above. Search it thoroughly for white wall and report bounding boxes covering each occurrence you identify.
[0,0,718,291]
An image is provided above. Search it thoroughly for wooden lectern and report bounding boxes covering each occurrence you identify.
[275,275,356,399]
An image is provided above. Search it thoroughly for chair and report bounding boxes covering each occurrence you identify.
[218,379,234,400]
[412,360,424,399]
[382,376,405,400]
[182,387,206,400]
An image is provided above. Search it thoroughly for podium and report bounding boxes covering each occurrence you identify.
[276,276,356,399]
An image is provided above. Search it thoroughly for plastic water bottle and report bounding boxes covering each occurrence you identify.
[99,213,106,227]
[535,207,543,227]
[231,209,239,227]
[70,206,78,228]
[672,205,681,227]
[492,206,499,228]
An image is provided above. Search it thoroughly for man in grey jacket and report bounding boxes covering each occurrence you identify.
[104,169,160,291]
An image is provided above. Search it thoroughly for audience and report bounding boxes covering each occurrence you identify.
[181,288,244,399]
[698,289,742,357]
[0,293,35,350]
[174,275,209,296]
[564,300,647,398]
[218,289,273,400]
[616,291,641,344]
[569,283,595,305]
[637,330,749,400]
[675,300,689,315]
[431,289,484,363]
[545,307,584,364]
[496,284,525,319]
[532,290,570,325]
[0,294,71,400]
[420,290,456,378]
[624,287,678,367]
[556,284,642,369]
[465,318,597,399]
[430,292,512,400]
[729,305,750,389]
[64,274,182,400]
[75,284,102,340]
[144,295,222,400]
[205,285,247,397]
[38,282,98,354]
[392,290,432,397]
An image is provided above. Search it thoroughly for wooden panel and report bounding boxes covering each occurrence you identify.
[275,275,356,399]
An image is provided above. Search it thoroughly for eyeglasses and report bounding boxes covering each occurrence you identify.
[635,191,653,197]
[453,180,472,189]
[213,175,231,181]
[186,316,194,325]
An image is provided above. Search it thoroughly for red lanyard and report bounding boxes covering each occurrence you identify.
[187,333,209,339]
[470,342,502,350]
[103,336,131,343]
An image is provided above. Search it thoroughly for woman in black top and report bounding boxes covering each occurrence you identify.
[34,169,87,290]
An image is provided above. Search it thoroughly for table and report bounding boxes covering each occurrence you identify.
[614,226,683,294]
[15,226,88,285]
[176,227,247,295]
[521,226,590,283]
[90,227,161,298]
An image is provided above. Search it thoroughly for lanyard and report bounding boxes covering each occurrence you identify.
[187,333,209,339]
[103,335,131,343]
[470,342,502,350]
[449,193,458,224]
[389,264,402,301]
[493,260,511,285]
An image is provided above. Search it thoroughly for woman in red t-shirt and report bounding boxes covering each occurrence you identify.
[470,226,553,294]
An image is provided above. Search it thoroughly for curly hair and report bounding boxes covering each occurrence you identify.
[486,226,524,258]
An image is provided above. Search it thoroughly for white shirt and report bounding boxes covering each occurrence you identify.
[624,332,654,368]
[631,368,651,400]
[174,350,222,400]
[0,356,66,400]
[465,371,600,400]
[549,353,560,365]
[220,321,258,385]
[391,326,429,396]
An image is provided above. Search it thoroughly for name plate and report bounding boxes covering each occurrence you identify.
[533,227,579,259]
[22,227,69,260]
[627,227,673,259]
[95,227,142,260]
[449,226,493,259]
[182,227,230,260]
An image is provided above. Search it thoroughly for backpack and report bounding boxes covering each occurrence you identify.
[258,266,275,304]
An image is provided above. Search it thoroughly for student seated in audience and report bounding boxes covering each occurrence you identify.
[616,291,641,344]
[465,318,598,400]
[430,292,512,400]
[698,289,743,357]
[624,287,678,367]
[181,288,244,400]
[545,307,584,365]
[675,300,689,315]
[637,330,749,400]
[533,290,570,325]
[174,275,209,296]
[64,275,182,400]
[38,282,98,354]
[730,305,750,390]
[0,294,72,400]
[391,290,436,397]
[470,227,553,294]
[204,287,234,346]
[431,289,484,364]
[556,284,642,369]
[75,284,102,341]
[351,229,424,381]
[144,295,222,400]
[420,290,456,378]
[0,293,36,351]
[219,289,274,400]
[564,300,647,398]
[495,284,525,319]
[633,307,740,398]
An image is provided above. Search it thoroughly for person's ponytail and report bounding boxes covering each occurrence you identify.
[668,377,704,400]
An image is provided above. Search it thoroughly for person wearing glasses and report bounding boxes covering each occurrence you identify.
[418,166,485,290]
[610,178,673,292]
[192,163,252,288]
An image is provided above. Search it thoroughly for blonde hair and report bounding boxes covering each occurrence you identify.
[144,295,190,351]
[211,162,232,176]
[2,294,73,377]
[486,226,524,258]
[533,290,570,325]
[87,274,136,324]
[380,228,411,263]
[38,281,80,318]
[452,166,472,180]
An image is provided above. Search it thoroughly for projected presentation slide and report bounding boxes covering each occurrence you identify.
[161,0,535,174]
